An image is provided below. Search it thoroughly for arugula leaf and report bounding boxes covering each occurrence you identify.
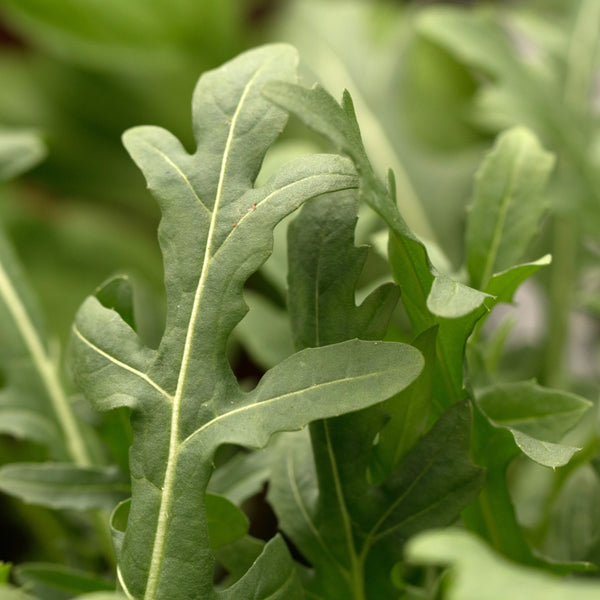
[0,130,118,520]
[476,381,591,468]
[0,131,82,459]
[70,44,424,599]
[287,191,400,350]
[462,395,592,573]
[269,402,483,599]
[264,81,489,409]
[466,126,555,290]
[368,326,437,484]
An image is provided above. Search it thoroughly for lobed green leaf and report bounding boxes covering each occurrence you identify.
[70,44,424,600]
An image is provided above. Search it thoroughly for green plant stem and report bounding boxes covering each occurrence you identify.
[541,216,579,389]
[540,0,600,389]
[462,468,533,565]
[529,435,600,549]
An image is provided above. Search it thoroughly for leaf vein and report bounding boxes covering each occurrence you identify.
[146,143,211,215]
[181,370,387,448]
[286,450,348,572]
[72,325,172,402]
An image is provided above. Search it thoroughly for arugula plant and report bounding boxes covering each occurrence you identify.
[68,44,425,600]
[264,74,594,591]
[1,30,599,600]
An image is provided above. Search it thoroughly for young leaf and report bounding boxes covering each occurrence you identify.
[466,127,555,290]
[287,190,400,350]
[70,44,424,599]
[476,381,591,468]
[485,255,552,303]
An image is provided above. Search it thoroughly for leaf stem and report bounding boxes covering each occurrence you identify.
[541,216,578,389]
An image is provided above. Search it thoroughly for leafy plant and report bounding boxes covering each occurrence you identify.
[1,2,600,599]
[69,44,426,599]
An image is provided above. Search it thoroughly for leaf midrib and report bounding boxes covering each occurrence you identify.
[286,451,347,573]
[180,368,392,449]
[72,325,172,402]
[143,57,273,600]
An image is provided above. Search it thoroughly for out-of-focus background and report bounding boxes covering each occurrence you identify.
[1,0,600,576]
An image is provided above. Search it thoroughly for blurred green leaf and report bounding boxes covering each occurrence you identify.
[14,563,113,600]
[0,130,45,183]
[406,528,600,600]
[233,290,293,370]
[0,462,129,511]
[545,465,600,563]
[466,127,555,290]
[207,448,272,506]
